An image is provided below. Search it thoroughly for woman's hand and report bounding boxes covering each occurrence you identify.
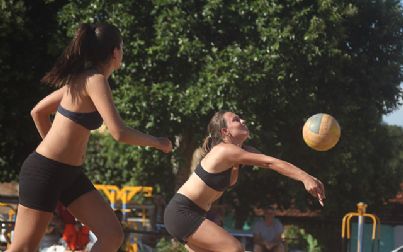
[302,175,326,206]
[156,137,173,153]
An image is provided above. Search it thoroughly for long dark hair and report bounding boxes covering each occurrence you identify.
[41,23,122,89]
[201,110,229,157]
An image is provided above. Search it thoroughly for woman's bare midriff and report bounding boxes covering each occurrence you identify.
[35,114,92,166]
[177,174,224,212]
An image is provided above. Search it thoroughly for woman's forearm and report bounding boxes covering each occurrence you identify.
[260,155,310,182]
[31,111,52,139]
[116,126,160,148]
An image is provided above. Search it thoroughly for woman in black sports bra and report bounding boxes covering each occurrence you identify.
[164,110,325,252]
[7,23,172,252]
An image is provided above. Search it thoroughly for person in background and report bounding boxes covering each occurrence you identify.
[252,204,285,252]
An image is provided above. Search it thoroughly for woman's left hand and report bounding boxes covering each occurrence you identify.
[156,137,173,153]
[302,175,326,206]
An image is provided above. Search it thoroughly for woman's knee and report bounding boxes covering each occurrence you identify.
[226,238,244,252]
[95,224,124,248]
[7,243,38,252]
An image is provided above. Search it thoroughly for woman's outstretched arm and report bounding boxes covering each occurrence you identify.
[86,74,172,153]
[219,144,326,206]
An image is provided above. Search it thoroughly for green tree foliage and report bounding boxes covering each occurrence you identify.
[2,1,402,239]
[50,0,403,217]
[155,237,187,252]
[0,0,27,181]
[0,0,65,181]
[283,225,322,251]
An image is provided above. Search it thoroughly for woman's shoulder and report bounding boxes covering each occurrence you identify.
[206,144,244,168]
[69,70,106,88]
[84,72,108,92]
[212,143,242,154]
[85,71,106,82]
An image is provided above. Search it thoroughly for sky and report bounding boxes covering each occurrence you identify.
[380,1,402,127]
[383,83,403,127]
[383,106,403,127]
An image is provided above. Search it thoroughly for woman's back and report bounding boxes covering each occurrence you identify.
[36,72,101,166]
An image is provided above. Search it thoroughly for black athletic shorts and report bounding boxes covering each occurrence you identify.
[18,151,96,212]
[164,193,207,243]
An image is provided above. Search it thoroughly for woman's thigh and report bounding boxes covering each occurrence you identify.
[8,204,53,251]
[187,219,243,252]
[186,243,213,252]
[66,190,122,236]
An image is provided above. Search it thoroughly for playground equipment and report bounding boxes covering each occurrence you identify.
[95,184,155,252]
[0,199,17,250]
[0,203,16,222]
[94,184,153,221]
[341,202,380,252]
[95,184,121,210]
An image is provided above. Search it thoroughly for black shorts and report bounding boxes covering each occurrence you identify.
[163,193,207,243]
[18,151,96,212]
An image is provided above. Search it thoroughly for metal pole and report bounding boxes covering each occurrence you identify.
[123,190,127,221]
[111,189,116,210]
[356,202,367,252]
[357,215,364,252]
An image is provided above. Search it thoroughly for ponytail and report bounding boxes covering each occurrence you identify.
[41,24,96,88]
[201,135,213,157]
[41,23,122,89]
[200,110,228,157]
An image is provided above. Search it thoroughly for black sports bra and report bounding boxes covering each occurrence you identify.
[194,163,235,191]
[57,105,103,130]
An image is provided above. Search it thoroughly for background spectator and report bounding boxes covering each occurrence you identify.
[252,204,285,252]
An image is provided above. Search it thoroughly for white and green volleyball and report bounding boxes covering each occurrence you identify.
[302,113,341,151]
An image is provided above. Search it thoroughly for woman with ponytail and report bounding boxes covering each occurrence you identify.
[7,23,172,252]
[164,111,325,252]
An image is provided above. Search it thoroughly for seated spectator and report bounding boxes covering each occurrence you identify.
[252,204,285,252]
[243,203,266,231]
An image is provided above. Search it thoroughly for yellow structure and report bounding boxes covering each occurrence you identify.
[341,202,380,252]
[94,184,121,209]
[94,185,154,252]
[0,203,16,221]
[0,202,17,250]
[95,185,152,207]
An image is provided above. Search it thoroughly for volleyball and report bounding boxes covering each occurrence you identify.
[302,113,341,151]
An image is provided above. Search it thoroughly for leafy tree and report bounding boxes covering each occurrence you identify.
[1,0,402,249]
[51,0,403,216]
[0,0,65,181]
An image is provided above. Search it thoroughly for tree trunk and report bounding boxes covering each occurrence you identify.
[174,129,199,190]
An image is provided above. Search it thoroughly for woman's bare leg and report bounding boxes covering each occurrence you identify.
[186,243,213,252]
[67,190,124,252]
[6,204,53,252]
[186,219,244,252]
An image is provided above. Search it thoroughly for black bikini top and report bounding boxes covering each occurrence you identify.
[57,105,103,130]
[194,163,235,191]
